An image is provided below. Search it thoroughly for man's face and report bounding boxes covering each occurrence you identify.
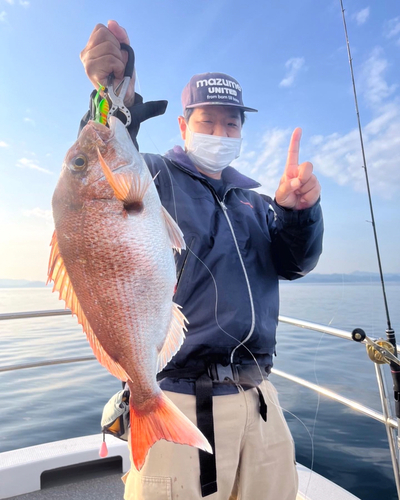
[178,105,242,145]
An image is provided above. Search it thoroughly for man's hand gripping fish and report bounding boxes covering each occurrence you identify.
[47,117,212,470]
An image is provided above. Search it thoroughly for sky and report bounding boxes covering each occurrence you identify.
[0,0,399,281]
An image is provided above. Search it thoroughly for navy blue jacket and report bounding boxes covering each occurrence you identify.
[79,111,323,395]
[142,146,323,395]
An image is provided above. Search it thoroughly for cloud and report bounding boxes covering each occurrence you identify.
[16,158,53,175]
[304,47,400,199]
[234,48,400,200]
[22,208,52,221]
[279,57,305,88]
[300,49,400,199]
[353,7,370,26]
[0,11,6,22]
[359,47,397,106]
[232,128,291,194]
[311,103,400,199]
[23,117,36,126]
[384,17,400,45]
[0,141,9,148]
[3,0,29,5]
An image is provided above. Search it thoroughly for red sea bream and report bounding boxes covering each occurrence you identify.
[47,116,212,470]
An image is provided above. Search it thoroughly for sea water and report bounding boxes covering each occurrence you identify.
[0,283,399,500]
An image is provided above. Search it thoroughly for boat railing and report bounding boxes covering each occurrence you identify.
[0,309,399,497]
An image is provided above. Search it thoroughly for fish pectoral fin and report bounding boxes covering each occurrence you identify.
[97,148,151,204]
[156,302,189,373]
[161,207,186,254]
[47,230,129,382]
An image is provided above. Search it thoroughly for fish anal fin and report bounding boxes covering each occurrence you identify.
[129,392,212,471]
[162,207,186,254]
[97,148,151,204]
[47,230,129,382]
[156,303,188,373]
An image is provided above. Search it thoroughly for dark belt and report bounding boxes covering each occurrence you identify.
[157,362,271,385]
[158,363,269,497]
[208,362,270,385]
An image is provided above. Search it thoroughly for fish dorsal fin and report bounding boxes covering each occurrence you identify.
[156,302,189,373]
[97,149,151,204]
[162,207,186,254]
[47,231,129,382]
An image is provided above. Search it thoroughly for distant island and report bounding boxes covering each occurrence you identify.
[1,272,399,288]
[290,271,400,284]
[0,279,49,288]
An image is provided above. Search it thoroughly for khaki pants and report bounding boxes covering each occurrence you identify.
[123,380,298,500]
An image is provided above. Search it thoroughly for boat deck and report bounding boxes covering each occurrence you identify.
[6,473,124,500]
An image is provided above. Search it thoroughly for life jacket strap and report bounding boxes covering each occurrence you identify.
[196,373,218,497]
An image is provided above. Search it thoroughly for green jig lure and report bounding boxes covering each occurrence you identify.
[93,83,109,126]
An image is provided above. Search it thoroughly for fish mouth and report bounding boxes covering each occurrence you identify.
[82,120,116,146]
[80,115,129,146]
[87,117,135,186]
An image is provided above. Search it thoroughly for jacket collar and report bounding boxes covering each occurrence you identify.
[164,146,261,190]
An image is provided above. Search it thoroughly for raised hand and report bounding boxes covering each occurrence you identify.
[275,128,320,210]
[80,20,135,106]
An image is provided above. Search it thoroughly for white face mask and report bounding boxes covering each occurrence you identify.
[185,127,242,175]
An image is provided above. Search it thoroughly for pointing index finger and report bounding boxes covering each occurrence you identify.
[285,127,302,177]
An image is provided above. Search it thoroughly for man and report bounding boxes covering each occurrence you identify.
[80,20,323,500]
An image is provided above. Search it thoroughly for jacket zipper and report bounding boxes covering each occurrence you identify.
[219,195,256,364]
[166,159,256,360]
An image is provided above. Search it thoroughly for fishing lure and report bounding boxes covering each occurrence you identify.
[93,83,109,126]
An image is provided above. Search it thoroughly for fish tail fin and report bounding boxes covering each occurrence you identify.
[129,392,212,470]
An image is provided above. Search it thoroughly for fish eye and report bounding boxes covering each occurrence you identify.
[70,155,88,171]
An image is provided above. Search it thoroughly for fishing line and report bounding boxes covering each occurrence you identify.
[185,237,316,475]
[157,152,269,383]
[305,268,353,489]
[136,68,316,476]
[159,154,317,474]
[339,4,400,496]
[303,333,324,495]
[340,0,394,335]
[302,272,347,495]
[340,0,399,404]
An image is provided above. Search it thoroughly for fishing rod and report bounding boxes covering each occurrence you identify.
[340,0,400,492]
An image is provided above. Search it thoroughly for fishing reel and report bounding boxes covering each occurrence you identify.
[352,328,399,365]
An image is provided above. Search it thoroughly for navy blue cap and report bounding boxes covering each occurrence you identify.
[181,72,258,112]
